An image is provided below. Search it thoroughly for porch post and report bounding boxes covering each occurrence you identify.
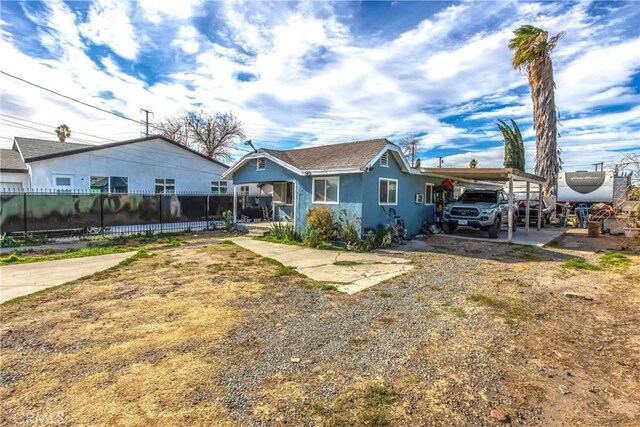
[233,186,238,223]
[525,182,530,235]
[507,176,513,242]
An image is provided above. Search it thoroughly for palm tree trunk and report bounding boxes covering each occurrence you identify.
[529,56,559,191]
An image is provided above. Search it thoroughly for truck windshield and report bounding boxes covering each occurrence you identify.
[458,192,496,203]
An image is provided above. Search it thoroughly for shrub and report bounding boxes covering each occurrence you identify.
[337,209,360,246]
[222,210,234,231]
[306,207,337,241]
[303,228,322,248]
[268,222,302,242]
[0,237,21,248]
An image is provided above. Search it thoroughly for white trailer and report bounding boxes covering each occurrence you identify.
[557,171,627,207]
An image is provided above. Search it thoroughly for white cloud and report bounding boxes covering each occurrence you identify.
[171,26,200,54]
[137,0,204,23]
[79,0,139,60]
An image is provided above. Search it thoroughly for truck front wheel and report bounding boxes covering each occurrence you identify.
[488,216,501,238]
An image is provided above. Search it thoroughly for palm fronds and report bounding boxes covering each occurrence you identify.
[497,119,525,171]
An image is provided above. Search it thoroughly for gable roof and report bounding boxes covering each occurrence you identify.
[0,149,28,173]
[223,138,416,180]
[13,135,229,168]
[14,138,92,160]
[260,138,389,171]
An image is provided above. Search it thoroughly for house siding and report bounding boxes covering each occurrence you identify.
[229,150,437,236]
[26,138,229,193]
[361,155,437,235]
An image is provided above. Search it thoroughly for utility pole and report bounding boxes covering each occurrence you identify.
[140,109,153,137]
[438,156,444,168]
[593,162,603,171]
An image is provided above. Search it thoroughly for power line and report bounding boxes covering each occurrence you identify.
[0,114,116,142]
[0,69,143,126]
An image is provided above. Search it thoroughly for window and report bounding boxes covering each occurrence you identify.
[257,158,266,171]
[211,180,229,194]
[379,178,397,205]
[90,176,128,193]
[273,182,293,205]
[53,175,73,191]
[425,183,434,204]
[155,178,175,194]
[90,176,108,193]
[380,152,389,167]
[110,177,128,193]
[240,185,250,196]
[312,177,339,204]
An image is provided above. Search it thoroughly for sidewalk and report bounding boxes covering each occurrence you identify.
[229,237,412,294]
[0,252,136,303]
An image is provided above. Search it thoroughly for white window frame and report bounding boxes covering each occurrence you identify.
[380,151,389,167]
[425,183,434,205]
[240,185,250,196]
[312,176,340,205]
[53,174,74,191]
[273,182,293,206]
[155,178,176,194]
[257,158,266,171]
[211,180,229,194]
[379,178,398,206]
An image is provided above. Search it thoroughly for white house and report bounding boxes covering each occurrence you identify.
[0,135,245,194]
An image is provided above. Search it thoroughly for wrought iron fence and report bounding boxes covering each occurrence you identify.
[0,189,272,238]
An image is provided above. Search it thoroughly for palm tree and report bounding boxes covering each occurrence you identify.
[509,25,564,189]
[55,124,71,142]
[497,119,525,171]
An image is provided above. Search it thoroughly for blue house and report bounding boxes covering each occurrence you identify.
[222,139,439,236]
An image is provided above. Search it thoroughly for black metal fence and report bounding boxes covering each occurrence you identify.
[0,190,272,238]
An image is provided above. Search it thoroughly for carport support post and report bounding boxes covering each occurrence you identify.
[232,186,238,223]
[525,182,530,235]
[537,184,542,231]
[508,177,513,242]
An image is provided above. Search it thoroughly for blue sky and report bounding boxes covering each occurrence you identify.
[0,0,638,171]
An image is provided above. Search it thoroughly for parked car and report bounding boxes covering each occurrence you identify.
[443,189,518,238]
[516,199,553,226]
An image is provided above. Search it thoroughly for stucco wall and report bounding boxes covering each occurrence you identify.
[361,155,437,235]
[27,138,229,192]
[229,153,437,235]
[0,171,29,189]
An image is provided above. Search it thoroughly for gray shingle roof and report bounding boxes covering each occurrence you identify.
[0,149,27,172]
[14,137,92,160]
[260,138,390,171]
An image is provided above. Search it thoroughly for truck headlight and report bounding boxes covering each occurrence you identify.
[481,209,494,214]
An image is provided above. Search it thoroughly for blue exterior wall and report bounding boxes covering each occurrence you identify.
[230,153,437,236]
[295,174,363,233]
[232,158,299,223]
[361,154,437,235]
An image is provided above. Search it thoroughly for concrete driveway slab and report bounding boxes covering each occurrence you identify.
[0,252,136,303]
[229,238,411,294]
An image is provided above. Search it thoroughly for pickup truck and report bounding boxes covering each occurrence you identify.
[443,189,517,238]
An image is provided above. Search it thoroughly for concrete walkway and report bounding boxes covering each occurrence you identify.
[438,226,566,247]
[0,252,136,303]
[229,237,412,294]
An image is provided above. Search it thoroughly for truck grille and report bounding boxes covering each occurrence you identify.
[450,207,479,217]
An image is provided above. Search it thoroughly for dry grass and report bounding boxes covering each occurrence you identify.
[0,242,296,426]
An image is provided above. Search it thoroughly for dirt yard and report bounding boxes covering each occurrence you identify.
[1,233,639,426]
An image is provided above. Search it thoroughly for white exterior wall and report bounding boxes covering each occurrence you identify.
[0,171,29,189]
[27,138,230,192]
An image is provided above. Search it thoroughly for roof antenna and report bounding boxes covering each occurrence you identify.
[244,139,257,152]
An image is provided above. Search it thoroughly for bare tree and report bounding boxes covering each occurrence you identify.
[155,110,245,160]
[400,136,419,168]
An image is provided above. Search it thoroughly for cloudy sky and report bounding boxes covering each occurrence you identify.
[1,0,638,170]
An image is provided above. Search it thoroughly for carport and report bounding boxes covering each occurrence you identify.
[423,168,547,242]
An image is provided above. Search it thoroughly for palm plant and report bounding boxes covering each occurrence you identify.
[497,119,525,171]
[509,25,564,188]
[55,124,71,142]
